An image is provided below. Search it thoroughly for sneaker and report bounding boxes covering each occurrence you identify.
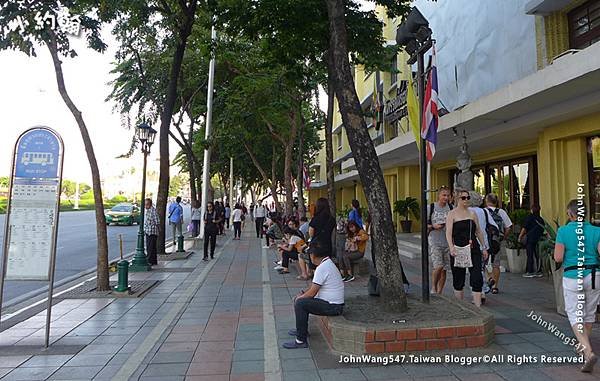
[522,273,535,278]
[535,271,544,278]
[262,245,270,249]
[343,275,355,282]
[282,340,308,349]
[274,265,284,270]
[273,260,281,265]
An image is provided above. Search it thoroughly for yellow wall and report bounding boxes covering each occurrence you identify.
[537,112,599,225]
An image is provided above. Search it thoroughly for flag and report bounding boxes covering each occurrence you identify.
[406,62,421,151]
[421,43,439,162]
[371,76,383,130]
[303,165,311,190]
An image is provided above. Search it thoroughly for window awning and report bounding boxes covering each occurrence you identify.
[525,0,572,15]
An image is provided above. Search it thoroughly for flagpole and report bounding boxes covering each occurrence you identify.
[417,48,430,304]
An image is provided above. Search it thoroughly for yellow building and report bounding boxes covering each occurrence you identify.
[308,0,600,231]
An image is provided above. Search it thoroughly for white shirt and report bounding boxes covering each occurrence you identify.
[232,209,243,222]
[313,257,344,304]
[486,207,513,231]
[469,207,498,251]
[254,206,266,218]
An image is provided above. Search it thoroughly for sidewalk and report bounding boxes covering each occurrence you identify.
[0,229,598,380]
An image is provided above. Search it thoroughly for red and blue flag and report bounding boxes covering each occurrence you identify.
[421,43,438,162]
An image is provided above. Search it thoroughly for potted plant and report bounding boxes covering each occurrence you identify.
[537,219,565,316]
[393,197,420,233]
[505,230,527,273]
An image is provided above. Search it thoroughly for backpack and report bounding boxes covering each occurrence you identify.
[483,208,501,255]
[427,203,453,233]
[487,207,505,239]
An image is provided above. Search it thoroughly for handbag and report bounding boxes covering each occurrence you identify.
[345,238,358,252]
[453,220,473,268]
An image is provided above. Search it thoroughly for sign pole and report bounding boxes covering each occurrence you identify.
[0,127,64,348]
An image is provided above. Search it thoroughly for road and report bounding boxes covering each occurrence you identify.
[0,205,191,306]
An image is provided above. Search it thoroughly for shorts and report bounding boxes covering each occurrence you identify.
[563,273,600,326]
[430,245,450,270]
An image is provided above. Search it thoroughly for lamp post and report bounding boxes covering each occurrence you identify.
[397,7,433,303]
[129,122,157,272]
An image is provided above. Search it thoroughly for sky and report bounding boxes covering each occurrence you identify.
[0,29,161,183]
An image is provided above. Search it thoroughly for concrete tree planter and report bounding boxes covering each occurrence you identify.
[506,248,526,273]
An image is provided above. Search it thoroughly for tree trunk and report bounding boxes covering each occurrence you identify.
[326,0,407,312]
[325,53,336,218]
[271,146,281,212]
[46,35,109,291]
[296,115,305,218]
[156,2,198,254]
[186,152,197,203]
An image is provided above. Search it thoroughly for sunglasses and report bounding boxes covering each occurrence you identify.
[460,196,471,201]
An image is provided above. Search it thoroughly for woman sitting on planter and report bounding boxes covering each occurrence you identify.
[554,199,600,373]
[339,221,369,282]
[446,190,489,307]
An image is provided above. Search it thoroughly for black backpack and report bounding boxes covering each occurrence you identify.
[428,202,453,226]
[483,208,501,255]
[486,207,506,240]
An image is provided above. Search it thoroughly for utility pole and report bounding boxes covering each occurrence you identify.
[199,23,216,240]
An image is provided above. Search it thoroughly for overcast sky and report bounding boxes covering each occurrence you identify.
[0,1,377,183]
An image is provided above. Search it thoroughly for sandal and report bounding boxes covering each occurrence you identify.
[278,269,290,274]
[491,287,499,294]
[487,278,496,287]
[296,275,309,280]
[582,353,598,373]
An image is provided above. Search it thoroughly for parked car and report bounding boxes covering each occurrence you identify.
[105,203,140,226]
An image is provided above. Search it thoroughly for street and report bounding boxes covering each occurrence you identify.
[0,206,190,306]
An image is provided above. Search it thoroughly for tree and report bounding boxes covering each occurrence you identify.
[219,0,411,311]
[0,1,112,290]
[102,0,207,253]
[62,179,76,198]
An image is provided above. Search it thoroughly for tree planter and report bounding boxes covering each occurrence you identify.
[506,248,526,274]
[400,220,413,233]
[550,265,566,316]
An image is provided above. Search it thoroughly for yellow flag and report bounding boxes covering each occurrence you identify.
[406,63,421,150]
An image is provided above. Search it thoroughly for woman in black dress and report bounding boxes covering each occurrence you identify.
[446,190,489,307]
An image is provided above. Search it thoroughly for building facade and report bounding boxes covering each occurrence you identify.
[308,0,600,230]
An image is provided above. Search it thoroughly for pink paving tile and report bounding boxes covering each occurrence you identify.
[541,365,599,381]
[192,349,233,363]
[196,341,235,351]
[171,326,206,334]
[201,332,236,341]
[187,360,231,376]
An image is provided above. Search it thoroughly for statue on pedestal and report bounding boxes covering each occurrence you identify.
[453,132,474,192]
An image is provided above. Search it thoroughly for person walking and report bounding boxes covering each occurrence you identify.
[232,204,244,240]
[348,199,364,228]
[255,203,267,238]
[518,204,545,278]
[190,200,202,238]
[144,198,159,266]
[485,193,512,294]
[224,203,231,230]
[214,201,224,235]
[427,186,453,294]
[554,199,600,372]
[446,190,489,307]
[203,202,220,260]
[168,196,184,247]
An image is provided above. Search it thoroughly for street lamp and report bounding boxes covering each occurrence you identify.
[397,7,433,303]
[129,121,157,272]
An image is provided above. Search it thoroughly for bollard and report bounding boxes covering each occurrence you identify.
[113,260,130,292]
[177,235,185,252]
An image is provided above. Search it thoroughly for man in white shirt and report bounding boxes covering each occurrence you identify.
[254,203,267,238]
[283,241,344,349]
[485,193,513,294]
